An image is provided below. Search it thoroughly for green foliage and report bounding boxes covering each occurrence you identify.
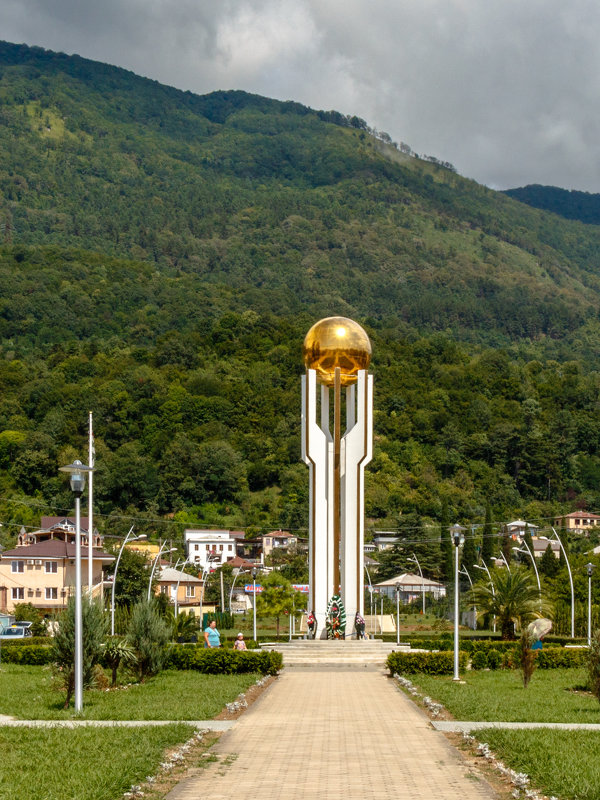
[539,543,560,578]
[256,572,302,638]
[535,646,588,669]
[13,602,46,636]
[126,600,170,681]
[481,503,495,564]
[0,644,53,664]
[588,629,600,703]
[387,650,467,675]
[470,650,488,670]
[102,638,137,687]
[516,628,537,688]
[166,645,282,675]
[106,548,151,610]
[170,610,200,642]
[469,566,549,639]
[487,648,502,669]
[51,598,108,707]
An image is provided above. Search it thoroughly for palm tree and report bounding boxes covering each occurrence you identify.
[469,566,551,639]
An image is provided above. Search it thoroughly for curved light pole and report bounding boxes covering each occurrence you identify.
[252,567,258,642]
[499,550,511,573]
[587,562,595,647]
[147,543,177,601]
[550,527,575,638]
[229,568,249,614]
[59,459,92,713]
[473,562,496,633]
[451,524,465,681]
[407,554,425,614]
[395,581,401,645]
[512,544,542,611]
[173,557,190,618]
[110,528,146,636]
[459,566,476,630]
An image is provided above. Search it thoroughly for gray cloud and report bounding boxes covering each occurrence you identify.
[4,0,600,190]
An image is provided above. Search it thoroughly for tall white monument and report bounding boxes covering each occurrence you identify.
[301,317,373,638]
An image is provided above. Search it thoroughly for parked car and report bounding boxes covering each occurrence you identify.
[0,625,32,639]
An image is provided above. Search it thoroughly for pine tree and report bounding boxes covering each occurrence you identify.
[539,543,559,578]
[461,525,478,575]
[481,502,495,565]
[501,527,512,566]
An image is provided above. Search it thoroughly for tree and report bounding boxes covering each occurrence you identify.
[461,526,478,577]
[52,598,107,707]
[501,527,512,566]
[539,543,559,578]
[256,571,301,638]
[481,502,496,564]
[103,639,137,687]
[469,566,548,639]
[106,547,151,609]
[439,499,453,582]
[127,600,170,680]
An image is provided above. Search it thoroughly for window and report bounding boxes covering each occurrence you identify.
[160,585,169,594]
[228,545,233,552]
[219,545,223,552]
[12,588,24,600]
[11,561,24,573]
[205,545,210,551]
[186,585,196,598]
[45,587,58,600]
[45,561,57,574]
[195,544,199,551]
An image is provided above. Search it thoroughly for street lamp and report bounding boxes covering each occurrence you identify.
[110,529,146,636]
[450,524,465,681]
[147,543,177,601]
[395,581,401,646]
[407,554,425,614]
[512,544,542,611]
[59,459,92,713]
[550,528,575,638]
[228,568,248,614]
[173,557,190,618]
[459,566,476,630]
[473,562,496,633]
[587,563,595,647]
[252,568,258,642]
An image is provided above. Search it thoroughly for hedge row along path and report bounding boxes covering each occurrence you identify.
[166,667,496,800]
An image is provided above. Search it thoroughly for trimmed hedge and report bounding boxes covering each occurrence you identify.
[166,645,282,675]
[0,644,53,665]
[536,647,588,669]
[0,636,50,647]
[387,650,467,676]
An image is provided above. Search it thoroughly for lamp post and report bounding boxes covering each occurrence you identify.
[473,562,496,633]
[512,544,542,611]
[110,528,146,636]
[173,557,190,618]
[228,568,248,614]
[147,543,177,601]
[451,524,465,681]
[550,528,575,638]
[395,581,401,646]
[252,568,258,642]
[459,566,476,630]
[587,562,595,647]
[407,554,425,614]
[59,459,92,713]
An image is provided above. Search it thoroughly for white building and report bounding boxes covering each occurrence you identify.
[374,572,446,603]
[184,529,236,570]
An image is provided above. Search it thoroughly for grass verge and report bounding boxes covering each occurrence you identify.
[0,664,259,719]
[0,724,196,800]
[410,667,599,722]
[476,729,600,800]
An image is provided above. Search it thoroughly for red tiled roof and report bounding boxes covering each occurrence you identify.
[40,516,90,532]
[2,539,114,561]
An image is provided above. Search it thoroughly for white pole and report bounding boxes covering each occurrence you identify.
[396,586,400,646]
[453,541,460,681]
[74,494,83,712]
[551,528,575,638]
[87,412,94,597]
[589,571,592,648]
[148,541,169,601]
[110,526,135,636]
[253,572,257,642]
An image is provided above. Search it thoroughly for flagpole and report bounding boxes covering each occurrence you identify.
[88,412,94,597]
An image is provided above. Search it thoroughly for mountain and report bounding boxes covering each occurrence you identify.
[503,184,600,226]
[2,41,600,556]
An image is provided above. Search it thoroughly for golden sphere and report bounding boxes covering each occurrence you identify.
[303,317,371,386]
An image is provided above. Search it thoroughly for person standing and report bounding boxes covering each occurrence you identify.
[233,632,247,650]
[204,619,221,648]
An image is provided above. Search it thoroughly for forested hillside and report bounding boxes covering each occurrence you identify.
[2,41,600,559]
[504,184,600,226]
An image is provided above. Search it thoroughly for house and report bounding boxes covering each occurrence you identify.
[0,535,115,613]
[184,529,237,570]
[554,511,600,535]
[531,537,560,559]
[373,572,446,603]
[155,566,204,614]
[506,520,539,539]
[372,532,399,551]
[261,531,298,563]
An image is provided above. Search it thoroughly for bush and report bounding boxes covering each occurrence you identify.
[127,600,171,681]
[487,649,502,670]
[588,630,600,703]
[0,644,53,665]
[387,650,467,676]
[471,650,488,670]
[536,647,588,669]
[166,645,282,675]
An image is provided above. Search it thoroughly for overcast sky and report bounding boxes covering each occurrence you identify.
[4,0,600,191]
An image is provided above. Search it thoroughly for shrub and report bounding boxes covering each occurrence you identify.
[487,649,502,670]
[588,630,600,703]
[516,629,537,688]
[127,600,170,681]
[471,650,488,670]
[535,647,587,669]
[51,598,108,708]
[0,644,53,665]
[387,650,467,676]
[102,638,137,687]
[166,645,282,675]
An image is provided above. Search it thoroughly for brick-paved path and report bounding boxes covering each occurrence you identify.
[167,668,497,800]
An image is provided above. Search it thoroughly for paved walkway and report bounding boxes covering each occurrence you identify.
[167,667,497,800]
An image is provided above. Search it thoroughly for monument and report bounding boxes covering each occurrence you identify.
[301,317,373,638]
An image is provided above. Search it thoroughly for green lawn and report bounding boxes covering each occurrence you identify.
[411,668,600,723]
[477,730,600,800]
[0,725,196,800]
[0,664,258,719]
